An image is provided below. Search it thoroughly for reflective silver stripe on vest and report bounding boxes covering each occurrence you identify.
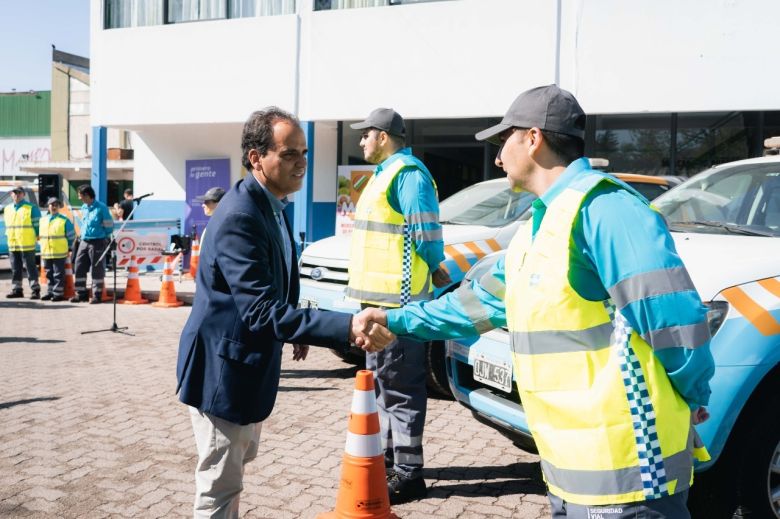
[641,321,711,350]
[353,219,404,234]
[407,212,439,225]
[346,274,432,306]
[410,228,443,241]
[541,449,692,497]
[609,267,697,309]
[510,321,614,355]
[455,285,495,333]
[5,225,34,229]
[478,271,506,300]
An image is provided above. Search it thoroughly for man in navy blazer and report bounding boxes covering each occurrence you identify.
[177,107,393,518]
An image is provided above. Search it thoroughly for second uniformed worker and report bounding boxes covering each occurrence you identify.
[347,108,449,504]
[39,197,76,302]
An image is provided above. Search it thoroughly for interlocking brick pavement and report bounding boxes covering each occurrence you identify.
[0,266,548,518]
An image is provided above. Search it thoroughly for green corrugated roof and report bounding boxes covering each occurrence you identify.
[0,91,51,137]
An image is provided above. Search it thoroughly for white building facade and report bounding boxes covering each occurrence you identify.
[90,0,780,242]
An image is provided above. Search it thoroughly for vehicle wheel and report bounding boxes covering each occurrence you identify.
[329,347,365,366]
[740,396,780,518]
[425,340,453,400]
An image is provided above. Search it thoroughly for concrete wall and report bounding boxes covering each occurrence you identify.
[91,14,300,128]
[559,0,780,114]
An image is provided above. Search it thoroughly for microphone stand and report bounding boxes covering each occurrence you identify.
[81,199,144,336]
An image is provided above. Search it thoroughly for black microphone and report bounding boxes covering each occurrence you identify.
[133,192,153,202]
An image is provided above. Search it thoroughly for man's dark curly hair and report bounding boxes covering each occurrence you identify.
[241,107,300,171]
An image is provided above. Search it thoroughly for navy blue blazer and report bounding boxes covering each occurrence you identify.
[177,177,351,425]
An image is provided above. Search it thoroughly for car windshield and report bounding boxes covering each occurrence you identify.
[630,182,670,201]
[654,162,780,236]
[439,181,535,227]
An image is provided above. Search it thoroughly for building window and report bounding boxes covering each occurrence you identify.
[104,0,295,28]
[315,0,449,11]
[229,0,296,17]
[168,0,227,22]
[105,0,164,28]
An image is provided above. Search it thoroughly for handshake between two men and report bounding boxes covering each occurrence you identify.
[348,307,393,353]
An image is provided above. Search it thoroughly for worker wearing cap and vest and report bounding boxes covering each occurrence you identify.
[346,108,449,505]
[364,86,715,518]
[39,197,76,301]
[4,187,41,299]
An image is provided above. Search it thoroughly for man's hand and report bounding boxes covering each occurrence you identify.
[350,308,394,352]
[292,343,309,361]
[692,406,710,425]
[431,267,452,288]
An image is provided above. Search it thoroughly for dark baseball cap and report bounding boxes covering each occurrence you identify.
[195,187,226,203]
[46,197,61,206]
[350,108,406,137]
[475,85,586,145]
[10,186,24,194]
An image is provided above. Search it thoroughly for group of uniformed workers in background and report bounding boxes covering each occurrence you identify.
[4,184,117,304]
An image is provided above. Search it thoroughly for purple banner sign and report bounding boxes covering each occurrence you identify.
[185,158,231,238]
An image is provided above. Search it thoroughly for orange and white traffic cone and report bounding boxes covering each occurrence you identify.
[185,232,200,280]
[119,255,148,305]
[39,262,48,287]
[152,255,184,308]
[319,370,399,519]
[63,254,76,299]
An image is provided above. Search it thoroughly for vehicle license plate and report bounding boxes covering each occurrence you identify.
[300,298,318,310]
[473,356,512,393]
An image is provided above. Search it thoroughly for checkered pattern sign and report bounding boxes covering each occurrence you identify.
[399,223,412,306]
[604,300,669,500]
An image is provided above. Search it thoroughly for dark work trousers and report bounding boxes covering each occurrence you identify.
[549,490,690,519]
[74,238,108,299]
[10,250,39,292]
[365,334,428,480]
[44,258,66,296]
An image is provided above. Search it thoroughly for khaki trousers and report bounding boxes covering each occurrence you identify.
[189,407,262,519]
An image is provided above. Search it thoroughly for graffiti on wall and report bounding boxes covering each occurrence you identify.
[0,138,52,175]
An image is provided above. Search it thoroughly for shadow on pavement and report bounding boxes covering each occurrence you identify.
[0,336,67,344]
[424,461,546,498]
[0,301,79,310]
[278,385,341,392]
[280,366,361,379]
[0,396,61,410]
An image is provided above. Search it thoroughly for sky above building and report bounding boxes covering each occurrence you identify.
[0,0,90,93]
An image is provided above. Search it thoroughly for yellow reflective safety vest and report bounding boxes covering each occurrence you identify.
[346,154,436,307]
[505,171,695,506]
[4,201,37,252]
[40,214,70,259]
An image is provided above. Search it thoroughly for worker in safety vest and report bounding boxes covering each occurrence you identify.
[357,86,715,518]
[346,108,449,504]
[39,197,76,302]
[4,186,41,299]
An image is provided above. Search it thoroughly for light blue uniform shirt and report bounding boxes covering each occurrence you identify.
[388,158,715,408]
[380,148,445,273]
[79,200,113,240]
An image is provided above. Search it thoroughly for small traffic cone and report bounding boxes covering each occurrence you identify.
[152,255,184,308]
[119,255,148,305]
[319,370,398,519]
[63,255,76,299]
[185,232,200,280]
[39,262,48,286]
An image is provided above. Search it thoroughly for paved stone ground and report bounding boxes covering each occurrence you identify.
[0,262,549,518]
